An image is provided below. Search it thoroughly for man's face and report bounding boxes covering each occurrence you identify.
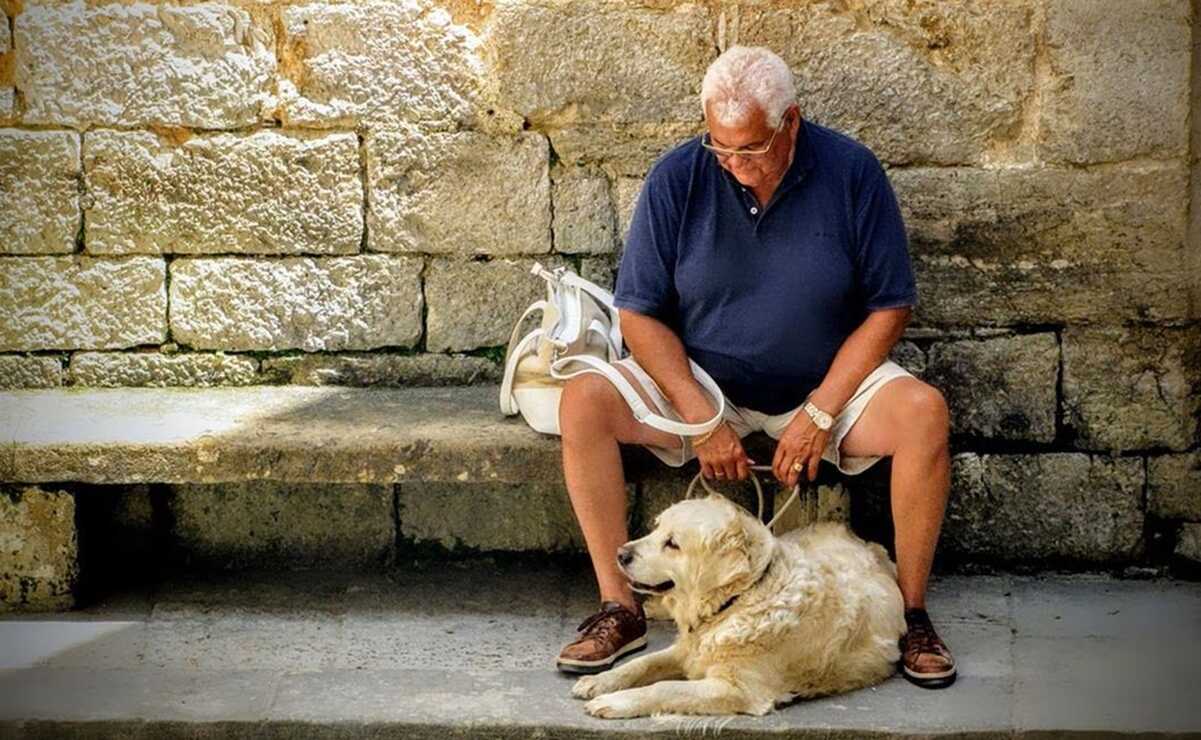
[704,102,798,190]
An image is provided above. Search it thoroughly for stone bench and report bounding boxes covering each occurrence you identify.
[2,385,1196,612]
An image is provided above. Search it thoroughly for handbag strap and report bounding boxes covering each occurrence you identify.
[549,353,726,437]
[499,300,549,416]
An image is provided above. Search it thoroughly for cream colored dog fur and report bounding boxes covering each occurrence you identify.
[573,494,905,718]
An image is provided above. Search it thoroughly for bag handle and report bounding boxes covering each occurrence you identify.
[499,300,549,416]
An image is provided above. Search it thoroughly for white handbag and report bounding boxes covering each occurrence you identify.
[499,262,726,438]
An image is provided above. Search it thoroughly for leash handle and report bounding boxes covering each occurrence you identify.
[685,465,805,532]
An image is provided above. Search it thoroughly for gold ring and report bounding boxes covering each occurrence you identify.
[791,460,804,473]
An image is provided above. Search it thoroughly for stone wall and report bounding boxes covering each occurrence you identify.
[0,1,1198,565]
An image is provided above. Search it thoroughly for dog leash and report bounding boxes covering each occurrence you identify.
[685,464,806,532]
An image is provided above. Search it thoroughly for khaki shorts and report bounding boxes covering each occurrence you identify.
[613,357,914,475]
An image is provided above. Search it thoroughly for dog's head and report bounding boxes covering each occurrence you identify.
[619,494,775,631]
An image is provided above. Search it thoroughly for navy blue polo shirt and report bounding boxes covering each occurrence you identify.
[613,120,917,415]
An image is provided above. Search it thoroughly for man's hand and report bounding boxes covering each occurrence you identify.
[694,423,754,481]
[772,413,830,486]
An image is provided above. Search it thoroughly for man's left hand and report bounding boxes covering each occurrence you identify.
[772,413,830,487]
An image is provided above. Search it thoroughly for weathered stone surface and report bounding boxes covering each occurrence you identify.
[487,1,712,125]
[732,1,1035,165]
[169,256,422,352]
[0,355,63,388]
[942,453,1144,563]
[424,256,568,353]
[170,483,393,567]
[580,256,618,293]
[0,486,77,612]
[888,340,926,376]
[925,334,1058,442]
[398,481,592,553]
[260,353,501,386]
[769,482,851,535]
[367,126,550,255]
[0,130,79,254]
[0,89,13,121]
[84,131,362,255]
[551,170,616,255]
[894,164,1192,324]
[14,2,275,128]
[1176,523,1201,564]
[0,386,563,486]
[278,0,505,131]
[1041,0,1191,163]
[612,177,643,244]
[1062,327,1201,452]
[549,123,699,178]
[1148,452,1201,522]
[0,256,166,351]
[69,351,259,387]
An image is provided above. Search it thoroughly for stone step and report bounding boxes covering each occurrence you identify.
[2,386,1198,612]
[1,566,1199,738]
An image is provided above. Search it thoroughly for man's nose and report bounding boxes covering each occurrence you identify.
[617,545,634,567]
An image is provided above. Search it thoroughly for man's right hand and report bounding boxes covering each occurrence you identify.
[694,423,754,481]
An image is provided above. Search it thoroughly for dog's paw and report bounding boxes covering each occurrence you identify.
[584,692,643,719]
[572,675,603,700]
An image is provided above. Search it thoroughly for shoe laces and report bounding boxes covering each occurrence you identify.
[903,609,943,653]
[577,604,633,640]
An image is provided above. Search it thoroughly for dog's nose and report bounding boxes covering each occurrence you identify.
[617,546,634,567]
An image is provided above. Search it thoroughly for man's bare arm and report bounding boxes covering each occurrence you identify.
[807,306,912,415]
[619,308,717,424]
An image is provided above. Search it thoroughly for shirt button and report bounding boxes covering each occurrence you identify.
[750,207,759,215]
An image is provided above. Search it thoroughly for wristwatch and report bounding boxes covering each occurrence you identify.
[803,400,834,431]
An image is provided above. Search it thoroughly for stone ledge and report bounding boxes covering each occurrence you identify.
[0,386,562,486]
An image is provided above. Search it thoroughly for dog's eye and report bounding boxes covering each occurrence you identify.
[664,536,679,551]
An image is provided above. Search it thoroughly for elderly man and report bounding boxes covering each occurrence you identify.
[555,46,956,689]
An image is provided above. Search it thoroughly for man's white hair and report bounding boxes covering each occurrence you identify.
[701,46,796,128]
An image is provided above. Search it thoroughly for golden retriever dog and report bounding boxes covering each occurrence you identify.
[573,494,905,718]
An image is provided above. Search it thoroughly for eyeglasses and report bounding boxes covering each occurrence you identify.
[701,116,789,161]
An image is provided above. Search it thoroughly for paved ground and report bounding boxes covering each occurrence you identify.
[1,563,1199,738]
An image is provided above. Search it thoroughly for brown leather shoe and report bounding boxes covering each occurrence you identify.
[556,601,647,674]
[899,608,957,688]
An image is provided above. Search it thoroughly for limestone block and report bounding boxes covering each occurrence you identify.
[550,122,700,178]
[69,351,259,387]
[925,333,1058,442]
[170,483,393,567]
[169,256,422,352]
[15,1,275,128]
[1062,327,1200,452]
[612,177,644,244]
[0,129,80,254]
[1176,523,1201,565]
[367,126,550,255]
[0,355,64,388]
[398,481,600,553]
[893,164,1191,325]
[84,130,362,255]
[1149,452,1201,522]
[487,1,713,125]
[260,353,500,386]
[1,486,77,612]
[552,170,616,255]
[1041,0,1191,163]
[0,89,13,122]
[278,0,502,130]
[424,256,568,353]
[942,453,1144,563]
[0,256,167,351]
[731,1,1035,165]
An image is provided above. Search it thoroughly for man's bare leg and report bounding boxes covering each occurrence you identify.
[836,376,950,609]
[558,370,683,610]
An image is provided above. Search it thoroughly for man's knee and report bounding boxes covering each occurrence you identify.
[560,374,620,437]
[902,382,950,441]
